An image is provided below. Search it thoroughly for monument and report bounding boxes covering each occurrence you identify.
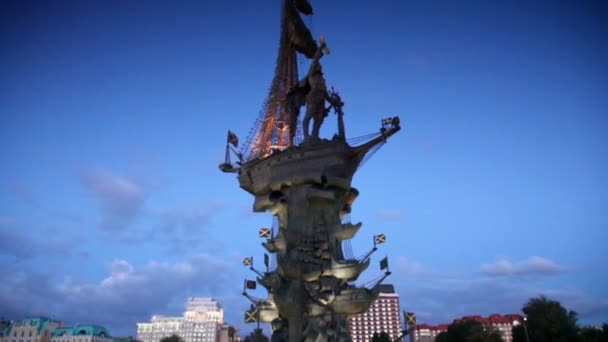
[219,1,401,341]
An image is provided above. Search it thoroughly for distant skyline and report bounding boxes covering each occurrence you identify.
[1,0,607,337]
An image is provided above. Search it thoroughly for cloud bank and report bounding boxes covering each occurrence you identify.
[80,168,145,231]
[389,256,606,326]
[480,256,568,277]
[0,254,235,336]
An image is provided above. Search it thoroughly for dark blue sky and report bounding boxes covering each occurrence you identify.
[1,0,607,337]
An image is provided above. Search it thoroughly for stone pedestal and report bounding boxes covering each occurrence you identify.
[239,139,380,341]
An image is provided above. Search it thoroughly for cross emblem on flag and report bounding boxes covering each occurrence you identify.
[375,233,386,244]
[244,307,258,323]
[406,312,417,325]
[259,228,272,238]
[243,257,252,266]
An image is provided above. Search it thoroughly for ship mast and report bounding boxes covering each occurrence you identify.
[239,0,316,162]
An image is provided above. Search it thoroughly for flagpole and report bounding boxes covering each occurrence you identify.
[225,131,231,165]
[256,301,261,331]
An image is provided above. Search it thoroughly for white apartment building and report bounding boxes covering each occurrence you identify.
[137,298,224,342]
[137,316,181,342]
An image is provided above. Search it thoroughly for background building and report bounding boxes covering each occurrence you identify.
[0,318,113,342]
[349,284,403,342]
[411,313,523,342]
[137,297,224,342]
[136,316,181,342]
[111,337,138,342]
[410,324,448,342]
[0,317,62,342]
[51,325,112,342]
[217,324,240,342]
[454,314,523,342]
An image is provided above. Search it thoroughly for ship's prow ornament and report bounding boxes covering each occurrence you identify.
[219,0,402,341]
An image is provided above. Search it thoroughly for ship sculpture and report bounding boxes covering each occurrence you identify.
[219,0,401,341]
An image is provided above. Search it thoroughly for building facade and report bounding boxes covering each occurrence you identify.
[411,313,523,342]
[410,324,448,342]
[51,325,112,342]
[217,324,241,342]
[454,314,523,342]
[0,317,62,342]
[136,316,181,342]
[137,298,224,342]
[349,285,402,342]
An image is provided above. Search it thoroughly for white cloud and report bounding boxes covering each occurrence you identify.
[393,274,608,327]
[480,256,567,277]
[80,168,145,231]
[375,210,406,220]
[395,256,429,276]
[0,254,235,336]
[0,219,82,259]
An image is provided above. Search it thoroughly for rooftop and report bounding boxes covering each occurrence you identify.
[51,325,112,338]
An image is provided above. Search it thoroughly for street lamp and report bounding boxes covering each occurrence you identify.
[523,316,530,342]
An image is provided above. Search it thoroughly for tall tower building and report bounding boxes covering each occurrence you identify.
[349,285,403,342]
[182,298,223,342]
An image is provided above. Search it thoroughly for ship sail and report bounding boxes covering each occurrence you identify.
[239,0,317,162]
[285,0,317,58]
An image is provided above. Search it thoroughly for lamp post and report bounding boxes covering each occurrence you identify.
[523,316,530,342]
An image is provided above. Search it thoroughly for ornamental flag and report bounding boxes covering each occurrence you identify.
[243,257,252,266]
[259,228,272,238]
[246,280,257,290]
[406,312,417,325]
[244,307,258,323]
[380,256,389,271]
[375,233,386,244]
[228,130,239,147]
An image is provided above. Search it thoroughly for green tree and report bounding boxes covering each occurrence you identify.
[435,331,449,342]
[243,328,269,342]
[159,335,184,342]
[580,324,608,342]
[371,332,391,342]
[436,320,503,342]
[512,295,580,342]
[467,324,503,342]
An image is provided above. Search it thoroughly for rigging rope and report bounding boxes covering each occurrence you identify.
[346,132,382,145]
[362,274,384,288]
[358,141,385,170]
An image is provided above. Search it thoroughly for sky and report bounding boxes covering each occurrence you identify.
[1,0,607,337]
